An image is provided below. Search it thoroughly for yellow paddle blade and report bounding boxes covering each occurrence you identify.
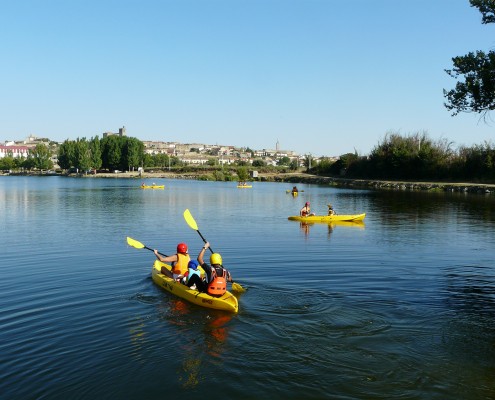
[183,209,198,231]
[231,282,246,293]
[126,236,145,249]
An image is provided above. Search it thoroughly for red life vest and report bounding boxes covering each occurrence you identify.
[301,207,310,217]
[207,266,227,296]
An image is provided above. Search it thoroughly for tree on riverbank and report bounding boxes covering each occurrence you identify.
[57,136,145,173]
[311,132,495,183]
[28,144,54,171]
[444,0,495,117]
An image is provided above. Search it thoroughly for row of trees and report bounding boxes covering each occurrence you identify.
[0,144,54,171]
[55,135,301,174]
[3,132,493,182]
[58,135,145,172]
[311,132,495,182]
[0,133,300,176]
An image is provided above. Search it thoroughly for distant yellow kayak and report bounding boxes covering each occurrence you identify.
[288,213,366,222]
[237,185,252,188]
[141,185,164,189]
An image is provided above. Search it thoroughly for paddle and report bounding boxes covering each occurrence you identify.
[183,209,246,293]
[126,236,168,257]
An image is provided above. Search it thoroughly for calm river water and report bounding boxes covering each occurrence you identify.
[1,176,494,399]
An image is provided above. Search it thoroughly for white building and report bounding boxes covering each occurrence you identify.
[0,145,30,159]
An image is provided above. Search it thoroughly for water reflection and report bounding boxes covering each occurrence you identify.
[295,220,365,238]
[157,298,234,389]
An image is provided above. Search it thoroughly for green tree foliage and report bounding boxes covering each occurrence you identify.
[277,156,290,166]
[313,157,337,175]
[74,138,92,173]
[367,132,454,179]
[213,170,225,181]
[235,159,249,166]
[289,159,299,170]
[311,132,487,181]
[236,166,249,181]
[89,136,102,170]
[252,159,266,167]
[123,137,144,171]
[444,0,495,117]
[0,154,15,171]
[150,153,170,168]
[101,136,123,171]
[58,140,76,170]
[457,141,495,180]
[29,144,54,170]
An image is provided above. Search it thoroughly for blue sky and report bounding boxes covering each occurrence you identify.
[1,0,494,157]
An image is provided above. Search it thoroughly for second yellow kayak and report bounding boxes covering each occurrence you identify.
[288,213,366,222]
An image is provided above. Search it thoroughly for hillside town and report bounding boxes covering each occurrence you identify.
[0,127,337,169]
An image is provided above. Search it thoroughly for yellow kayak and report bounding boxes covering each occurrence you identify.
[151,260,238,313]
[141,185,164,189]
[288,213,366,222]
[237,185,252,188]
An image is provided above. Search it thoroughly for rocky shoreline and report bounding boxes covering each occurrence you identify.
[261,174,495,194]
[5,170,495,194]
[94,171,495,194]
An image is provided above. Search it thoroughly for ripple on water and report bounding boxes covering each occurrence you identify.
[219,284,453,398]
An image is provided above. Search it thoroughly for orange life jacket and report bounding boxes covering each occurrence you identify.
[207,266,227,296]
[172,253,190,275]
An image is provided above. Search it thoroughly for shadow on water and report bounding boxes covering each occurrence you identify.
[366,190,495,224]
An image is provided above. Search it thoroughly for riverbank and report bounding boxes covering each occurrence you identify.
[4,170,495,194]
[91,171,495,194]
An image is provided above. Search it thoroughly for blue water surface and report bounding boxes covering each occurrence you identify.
[1,176,494,399]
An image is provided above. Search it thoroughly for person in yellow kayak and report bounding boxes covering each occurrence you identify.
[154,242,190,282]
[300,201,315,217]
[327,204,336,215]
[187,242,233,296]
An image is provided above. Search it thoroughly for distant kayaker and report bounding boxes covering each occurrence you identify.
[292,186,299,193]
[154,242,190,282]
[187,242,233,296]
[300,201,315,217]
[327,204,335,215]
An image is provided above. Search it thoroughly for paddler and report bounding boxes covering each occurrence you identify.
[187,242,233,297]
[154,242,190,282]
[327,204,335,215]
[300,201,315,217]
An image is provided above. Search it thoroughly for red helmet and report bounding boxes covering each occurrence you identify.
[305,202,310,206]
[177,243,188,253]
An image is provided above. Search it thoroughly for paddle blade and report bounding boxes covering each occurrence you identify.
[231,282,246,293]
[126,236,145,249]
[183,209,198,231]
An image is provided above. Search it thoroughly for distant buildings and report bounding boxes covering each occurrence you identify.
[0,134,50,159]
[103,126,127,138]
[0,145,30,159]
[2,129,336,167]
[141,140,306,166]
